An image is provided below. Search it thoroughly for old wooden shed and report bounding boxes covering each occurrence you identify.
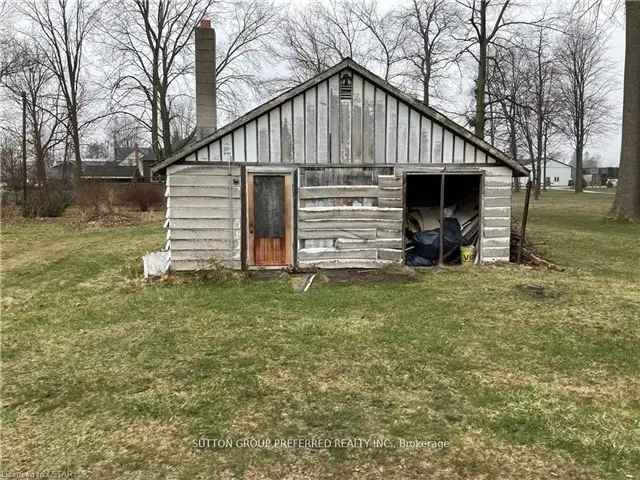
[152,57,528,271]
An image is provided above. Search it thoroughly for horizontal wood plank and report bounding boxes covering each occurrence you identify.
[171,249,240,261]
[299,207,402,221]
[166,186,241,198]
[300,219,403,230]
[483,227,510,238]
[298,248,378,260]
[170,239,233,251]
[168,197,241,208]
[299,185,380,199]
[168,228,236,240]
[483,217,510,228]
[298,229,377,240]
[378,198,402,208]
[168,175,237,187]
[171,259,242,271]
[378,248,403,261]
[298,259,394,269]
[335,238,402,250]
[168,207,238,219]
[483,196,511,208]
[168,165,241,176]
[169,219,241,229]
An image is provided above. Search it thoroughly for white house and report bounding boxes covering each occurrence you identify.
[526,159,574,187]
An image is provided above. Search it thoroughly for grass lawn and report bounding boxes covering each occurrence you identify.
[1,193,639,479]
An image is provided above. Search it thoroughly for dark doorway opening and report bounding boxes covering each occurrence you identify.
[405,173,481,266]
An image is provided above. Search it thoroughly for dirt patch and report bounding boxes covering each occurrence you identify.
[320,266,418,285]
[515,283,563,300]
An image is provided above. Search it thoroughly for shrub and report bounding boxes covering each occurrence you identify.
[76,180,116,215]
[22,183,73,217]
[120,183,165,212]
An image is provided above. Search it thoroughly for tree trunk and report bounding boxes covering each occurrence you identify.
[611,1,640,220]
[475,40,487,138]
[575,141,584,193]
[70,114,82,187]
[423,78,429,106]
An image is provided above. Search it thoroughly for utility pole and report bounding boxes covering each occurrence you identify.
[21,90,27,216]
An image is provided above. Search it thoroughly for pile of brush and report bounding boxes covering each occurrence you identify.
[510,221,563,270]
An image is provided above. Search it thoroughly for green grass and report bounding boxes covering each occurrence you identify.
[1,195,639,479]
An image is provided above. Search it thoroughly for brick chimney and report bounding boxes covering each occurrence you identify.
[195,19,217,138]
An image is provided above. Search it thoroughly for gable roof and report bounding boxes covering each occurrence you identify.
[152,58,528,176]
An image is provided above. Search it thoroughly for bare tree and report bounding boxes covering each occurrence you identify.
[556,13,613,193]
[4,45,65,187]
[213,0,279,119]
[0,130,25,192]
[486,44,526,169]
[105,0,213,162]
[277,0,369,83]
[456,0,544,139]
[350,0,407,82]
[400,0,459,106]
[611,1,640,220]
[106,0,276,161]
[514,27,560,198]
[21,0,99,186]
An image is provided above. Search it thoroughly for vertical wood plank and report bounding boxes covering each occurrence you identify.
[432,123,442,163]
[363,80,375,164]
[284,174,293,265]
[222,134,233,162]
[408,108,420,163]
[397,101,409,163]
[374,87,386,164]
[386,97,397,163]
[352,74,363,163]
[257,114,269,163]
[281,100,293,163]
[420,116,431,163]
[465,141,475,164]
[329,74,340,163]
[477,150,487,163]
[454,135,464,163]
[317,80,328,163]
[305,87,317,163]
[340,97,352,163]
[293,93,305,163]
[210,140,221,162]
[443,129,454,163]
[246,173,255,265]
[233,128,245,162]
[245,121,257,163]
[270,108,281,163]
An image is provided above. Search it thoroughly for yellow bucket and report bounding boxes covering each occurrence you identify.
[461,245,476,266]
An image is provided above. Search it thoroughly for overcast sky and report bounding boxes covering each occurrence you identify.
[2,0,626,167]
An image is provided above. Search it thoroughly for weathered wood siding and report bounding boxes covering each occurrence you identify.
[480,166,512,262]
[297,167,403,269]
[165,164,241,271]
[188,70,500,166]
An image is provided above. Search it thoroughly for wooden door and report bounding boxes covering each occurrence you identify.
[246,173,293,267]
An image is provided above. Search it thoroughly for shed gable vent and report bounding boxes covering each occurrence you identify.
[339,72,353,100]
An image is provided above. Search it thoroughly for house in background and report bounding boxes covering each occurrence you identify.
[545,159,574,187]
[521,159,574,187]
[49,145,157,182]
[115,146,157,181]
[151,21,528,272]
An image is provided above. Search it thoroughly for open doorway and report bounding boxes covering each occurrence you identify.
[405,173,481,266]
